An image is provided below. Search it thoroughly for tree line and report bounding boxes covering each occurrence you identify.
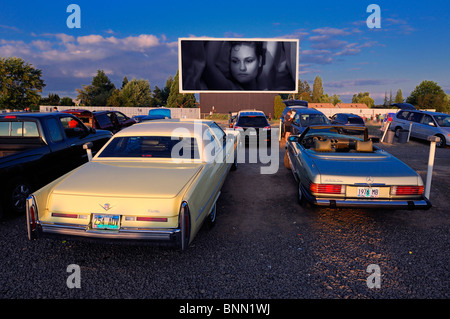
[1,57,449,113]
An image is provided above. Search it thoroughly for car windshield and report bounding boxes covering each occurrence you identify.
[434,115,450,127]
[236,116,269,127]
[298,114,330,126]
[303,126,367,141]
[97,136,200,159]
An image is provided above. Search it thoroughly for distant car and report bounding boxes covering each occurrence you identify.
[290,108,330,135]
[279,100,309,138]
[26,119,240,250]
[390,109,450,147]
[284,125,431,210]
[329,113,365,126]
[132,108,171,123]
[233,110,271,145]
[62,109,136,133]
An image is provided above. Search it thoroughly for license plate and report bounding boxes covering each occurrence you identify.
[249,131,257,135]
[92,214,120,230]
[357,187,379,198]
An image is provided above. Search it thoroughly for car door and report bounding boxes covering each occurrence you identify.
[58,115,93,167]
[407,112,424,138]
[417,114,437,140]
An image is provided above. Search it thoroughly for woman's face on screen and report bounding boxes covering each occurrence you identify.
[230,43,261,84]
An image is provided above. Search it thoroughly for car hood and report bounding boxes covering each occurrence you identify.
[308,151,421,185]
[51,160,204,199]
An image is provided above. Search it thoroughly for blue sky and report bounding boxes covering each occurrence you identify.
[1,0,449,104]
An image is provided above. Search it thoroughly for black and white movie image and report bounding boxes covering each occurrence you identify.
[179,38,299,93]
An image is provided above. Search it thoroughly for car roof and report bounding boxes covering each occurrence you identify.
[400,109,449,117]
[291,108,324,114]
[334,113,362,117]
[0,112,74,119]
[237,110,266,116]
[115,119,215,138]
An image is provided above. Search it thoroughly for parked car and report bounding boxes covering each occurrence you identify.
[0,112,112,217]
[279,100,309,138]
[390,109,450,147]
[132,108,171,123]
[62,109,136,133]
[290,108,330,135]
[329,113,365,126]
[26,119,240,250]
[233,110,271,145]
[284,125,431,210]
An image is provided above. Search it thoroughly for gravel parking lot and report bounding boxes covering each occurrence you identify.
[0,124,448,305]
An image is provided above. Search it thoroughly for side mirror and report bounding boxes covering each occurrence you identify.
[83,142,93,161]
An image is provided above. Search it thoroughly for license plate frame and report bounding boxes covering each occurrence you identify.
[92,214,121,230]
[357,187,380,198]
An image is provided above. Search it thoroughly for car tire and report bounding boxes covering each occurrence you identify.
[231,151,238,171]
[179,204,191,251]
[7,177,33,215]
[284,150,291,170]
[436,134,446,148]
[298,182,307,207]
[394,127,402,138]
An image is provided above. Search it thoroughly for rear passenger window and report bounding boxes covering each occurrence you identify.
[0,121,39,137]
[46,118,64,142]
[397,111,409,119]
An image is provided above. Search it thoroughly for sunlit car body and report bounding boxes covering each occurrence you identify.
[26,119,240,250]
[284,125,431,209]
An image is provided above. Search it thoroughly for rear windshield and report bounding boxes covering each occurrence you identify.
[0,121,40,137]
[236,116,269,127]
[98,136,200,159]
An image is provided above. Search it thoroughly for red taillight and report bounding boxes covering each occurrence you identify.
[29,205,36,228]
[234,126,243,130]
[51,213,78,218]
[391,186,424,195]
[263,126,271,130]
[310,183,345,194]
[136,217,167,222]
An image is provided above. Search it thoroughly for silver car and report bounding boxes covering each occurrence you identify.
[390,109,450,147]
[284,125,431,209]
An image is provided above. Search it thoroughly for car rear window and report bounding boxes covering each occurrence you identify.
[0,121,40,137]
[98,136,200,159]
[236,116,269,127]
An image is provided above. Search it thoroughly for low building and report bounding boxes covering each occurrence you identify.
[199,93,278,116]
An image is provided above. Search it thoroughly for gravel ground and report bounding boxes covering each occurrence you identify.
[0,124,448,306]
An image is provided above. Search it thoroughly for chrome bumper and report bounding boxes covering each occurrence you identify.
[39,223,180,240]
[313,198,431,210]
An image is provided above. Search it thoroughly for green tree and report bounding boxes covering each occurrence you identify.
[331,94,342,105]
[273,95,285,119]
[60,97,75,106]
[394,89,404,103]
[120,79,152,107]
[352,92,374,108]
[76,70,115,106]
[166,70,197,108]
[406,80,448,112]
[106,89,123,106]
[312,75,324,103]
[40,93,60,105]
[0,57,46,109]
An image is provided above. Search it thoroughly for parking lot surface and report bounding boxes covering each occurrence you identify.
[0,124,448,301]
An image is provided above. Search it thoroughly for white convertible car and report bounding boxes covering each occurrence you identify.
[26,119,239,250]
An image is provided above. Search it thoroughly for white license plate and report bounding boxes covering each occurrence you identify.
[92,214,120,230]
[249,131,257,135]
[357,187,380,198]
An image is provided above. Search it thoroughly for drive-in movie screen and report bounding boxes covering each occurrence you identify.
[0,0,448,315]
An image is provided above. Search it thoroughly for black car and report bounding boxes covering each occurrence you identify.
[233,110,271,146]
[329,113,365,126]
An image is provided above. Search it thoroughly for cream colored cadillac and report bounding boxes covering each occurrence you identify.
[26,119,240,250]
